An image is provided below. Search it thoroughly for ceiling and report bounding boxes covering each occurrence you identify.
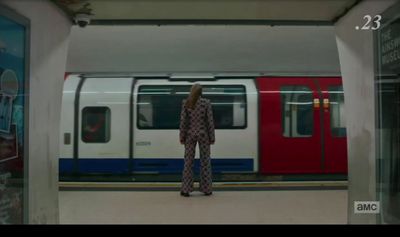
[53,0,361,25]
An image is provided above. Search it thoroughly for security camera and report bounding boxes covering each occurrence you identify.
[74,13,91,28]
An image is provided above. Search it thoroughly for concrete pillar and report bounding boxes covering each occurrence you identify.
[334,0,397,224]
[0,0,71,224]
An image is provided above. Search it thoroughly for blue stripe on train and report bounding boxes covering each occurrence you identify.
[59,158,254,174]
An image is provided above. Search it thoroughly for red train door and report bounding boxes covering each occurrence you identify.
[317,78,348,173]
[257,77,348,174]
[258,77,323,174]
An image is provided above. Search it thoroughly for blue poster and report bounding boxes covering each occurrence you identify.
[0,14,26,224]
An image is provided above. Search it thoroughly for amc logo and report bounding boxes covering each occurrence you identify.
[354,201,380,214]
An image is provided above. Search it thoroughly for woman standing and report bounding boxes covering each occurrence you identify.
[179,84,215,197]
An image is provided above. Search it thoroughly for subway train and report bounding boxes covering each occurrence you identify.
[59,74,348,176]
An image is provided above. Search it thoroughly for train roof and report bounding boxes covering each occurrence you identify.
[66,72,341,79]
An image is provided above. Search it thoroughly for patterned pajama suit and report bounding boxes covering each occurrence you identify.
[180,97,215,194]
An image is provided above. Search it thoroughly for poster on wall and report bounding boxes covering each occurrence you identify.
[0,12,27,224]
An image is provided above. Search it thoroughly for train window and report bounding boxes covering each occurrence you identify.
[137,86,189,129]
[137,85,247,129]
[281,86,313,137]
[203,86,247,129]
[329,86,347,137]
[81,107,111,143]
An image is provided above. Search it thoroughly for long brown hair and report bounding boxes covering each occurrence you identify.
[185,83,202,109]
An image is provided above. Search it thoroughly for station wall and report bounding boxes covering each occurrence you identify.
[67,25,341,75]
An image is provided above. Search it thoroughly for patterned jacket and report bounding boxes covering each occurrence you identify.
[179,97,215,143]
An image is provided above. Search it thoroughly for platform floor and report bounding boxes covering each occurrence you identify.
[59,190,348,224]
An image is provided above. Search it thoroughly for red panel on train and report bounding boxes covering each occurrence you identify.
[257,77,347,174]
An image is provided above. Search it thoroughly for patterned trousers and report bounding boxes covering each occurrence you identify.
[181,134,213,194]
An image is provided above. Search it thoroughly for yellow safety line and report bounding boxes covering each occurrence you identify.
[59,181,347,189]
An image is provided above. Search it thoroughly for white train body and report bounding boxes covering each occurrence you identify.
[60,74,258,174]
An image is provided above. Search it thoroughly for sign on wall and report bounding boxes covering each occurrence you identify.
[0,10,28,224]
[379,16,400,74]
